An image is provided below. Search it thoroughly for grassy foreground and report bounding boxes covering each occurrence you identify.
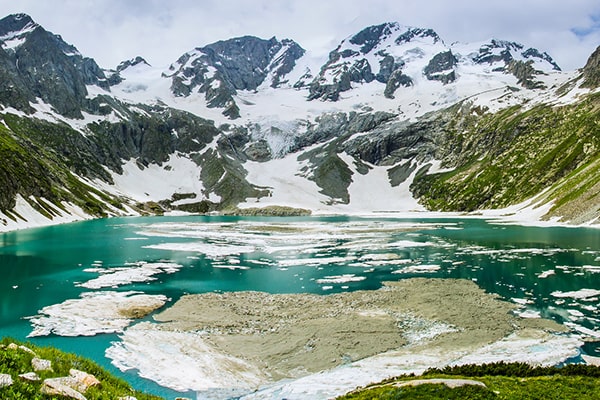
[338,362,600,399]
[0,338,162,400]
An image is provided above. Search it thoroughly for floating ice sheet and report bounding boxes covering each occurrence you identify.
[27,291,167,337]
[106,323,266,393]
[78,262,183,289]
[551,289,600,300]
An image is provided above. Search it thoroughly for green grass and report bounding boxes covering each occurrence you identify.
[338,362,600,400]
[411,91,600,218]
[0,338,162,400]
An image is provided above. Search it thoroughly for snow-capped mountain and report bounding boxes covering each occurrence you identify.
[0,13,599,231]
[0,13,109,118]
[110,22,566,123]
[159,36,305,118]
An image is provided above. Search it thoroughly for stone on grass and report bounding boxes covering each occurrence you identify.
[41,378,87,400]
[69,369,101,391]
[18,345,37,355]
[32,357,53,372]
[0,373,13,388]
[19,372,40,381]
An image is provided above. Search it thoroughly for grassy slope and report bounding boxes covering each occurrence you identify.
[0,338,161,400]
[0,114,123,219]
[411,92,600,222]
[339,363,600,399]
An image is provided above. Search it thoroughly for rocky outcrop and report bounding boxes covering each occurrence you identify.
[582,45,600,88]
[505,60,545,89]
[41,370,103,398]
[41,378,88,400]
[471,39,561,72]
[424,51,457,83]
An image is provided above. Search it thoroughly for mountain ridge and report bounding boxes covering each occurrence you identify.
[0,13,598,231]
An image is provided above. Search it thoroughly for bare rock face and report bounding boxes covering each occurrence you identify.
[582,45,600,88]
[165,35,305,119]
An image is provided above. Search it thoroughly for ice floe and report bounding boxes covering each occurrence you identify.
[78,262,183,289]
[537,270,556,279]
[551,289,600,300]
[28,291,167,337]
[392,264,441,274]
[106,322,266,393]
[315,274,366,284]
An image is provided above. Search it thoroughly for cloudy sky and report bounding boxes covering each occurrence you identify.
[1,0,598,70]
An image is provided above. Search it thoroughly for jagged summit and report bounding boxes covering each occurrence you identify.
[117,56,151,72]
[164,35,305,118]
[0,13,37,36]
[0,12,109,118]
[466,38,561,71]
[305,23,450,100]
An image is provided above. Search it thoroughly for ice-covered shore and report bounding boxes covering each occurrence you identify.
[105,279,582,399]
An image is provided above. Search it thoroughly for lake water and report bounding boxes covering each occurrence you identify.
[1,215,600,397]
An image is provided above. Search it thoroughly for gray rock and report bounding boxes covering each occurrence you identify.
[0,373,13,388]
[166,35,304,118]
[19,372,40,381]
[32,357,53,372]
[424,51,458,84]
[384,69,413,98]
[18,345,37,355]
[0,13,109,118]
[69,369,101,391]
[582,45,600,88]
[41,378,87,400]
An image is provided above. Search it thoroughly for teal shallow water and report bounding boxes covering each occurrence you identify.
[1,215,600,397]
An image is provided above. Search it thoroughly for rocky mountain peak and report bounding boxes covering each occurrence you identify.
[348,22,402,54]
[165,35,305,119]
[116,56,151,72]
[0,13,37,37]
[394,27,442,45]
[470,39,561,72]
[581,45,600,88]
[306,22,447,101]
[0,13,109,118]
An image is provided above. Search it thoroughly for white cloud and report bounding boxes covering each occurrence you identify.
[1,0,599,70]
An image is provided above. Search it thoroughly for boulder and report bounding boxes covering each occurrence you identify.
[18,345,37,355]
[0,373,13,388]
[41,378,87,400]
[19,372,40,381]
[32,357,53,372]
[69,369,101,391]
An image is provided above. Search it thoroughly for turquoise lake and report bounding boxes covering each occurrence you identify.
[1,215,600,398]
